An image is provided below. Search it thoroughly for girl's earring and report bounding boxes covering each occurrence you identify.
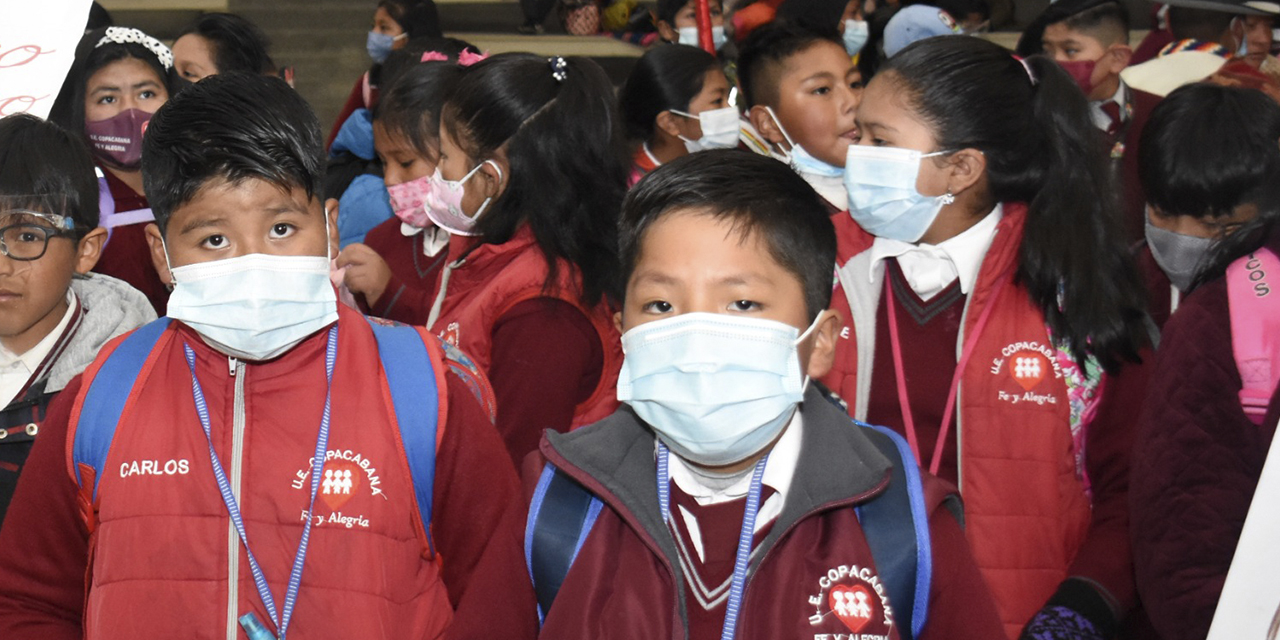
[938,191,956,206]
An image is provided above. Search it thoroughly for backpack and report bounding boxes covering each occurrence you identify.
[69,317,445,550]
[1226,247,1280,425]
[523,420,937,640]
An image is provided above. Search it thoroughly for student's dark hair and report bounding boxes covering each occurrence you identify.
[442,53,630,305]
[1193,204,1280,289]
[1141,84,1280,220]
[86,2,114,30]
[776,0,853,33]
[142,72,324,233]
[178,13,276,75]
[48,27,174,138]
[620,149,836,320]
[379,0,442,39]
[380,36,479,91]
[739,21,843,108]
[373,62,464,159]
[619,45,721,142]
[657,0,695,25]
[1168,6,1234,41]
[883,36,1147,371]
[1064,2,1129,42]
[0,114,99,236]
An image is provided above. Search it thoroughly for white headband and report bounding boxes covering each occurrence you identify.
[95,26,174,71]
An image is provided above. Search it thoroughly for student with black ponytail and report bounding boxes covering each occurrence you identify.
[822,36,1150,640]
[423,53,629,466]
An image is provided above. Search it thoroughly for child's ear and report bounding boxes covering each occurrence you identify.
[144,223,173,286]
[656,19,678,43]
[613,310,625,336]
[655,110,684,139]
[325,202,340,257]
[478,158,507,199]
[73,227,107,274]
[1103,44,1133,75]
[804,309,843,380]
[943,148,987,198]
[747,105,788,149]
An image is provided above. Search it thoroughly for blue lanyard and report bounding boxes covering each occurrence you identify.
[656,442,769,640]
[183,325,337,640]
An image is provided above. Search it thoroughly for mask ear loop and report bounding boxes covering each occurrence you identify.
[793,310,829,391]
[468,160,504,223]
[764,106,798,162]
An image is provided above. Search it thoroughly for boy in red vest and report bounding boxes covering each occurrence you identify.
[1017,0,1163,242]
[446,150,1003,639]
[0,72,517,640]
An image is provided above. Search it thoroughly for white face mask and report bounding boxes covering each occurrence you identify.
[617,312,822,467]
[843,19,870,56]
[670,106,740,152]
[843,144,952,242]
[164,211,339,361]
[764,106,844,178]
[677,25,727,50]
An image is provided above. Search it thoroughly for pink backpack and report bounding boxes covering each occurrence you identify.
[1227,247,1280,425]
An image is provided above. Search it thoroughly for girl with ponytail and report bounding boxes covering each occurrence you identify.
[423,53,630,466]
[821,36,1150,640]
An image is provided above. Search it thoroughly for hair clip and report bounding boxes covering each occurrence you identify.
[548,56,568,82]
[1012,54,1037,86]
[421,51,449,63]
[95,26,173,70]
[458,50,488,67]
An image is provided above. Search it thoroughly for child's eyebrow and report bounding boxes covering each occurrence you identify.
[131,80,162,91]
[631,271,679,287]
[89,85,121,95]
[800,71,837,84]
[179,217,228,235]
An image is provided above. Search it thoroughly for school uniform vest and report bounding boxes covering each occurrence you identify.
[429,227,622,428]
[823,205,1092,638]
[67,308,454,639]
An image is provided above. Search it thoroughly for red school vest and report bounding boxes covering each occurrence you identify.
[430,228,623,427]
[823,205,1092,638]
[65,309,454,639]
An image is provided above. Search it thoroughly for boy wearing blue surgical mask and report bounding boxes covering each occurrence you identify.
[446,150,1003,640]
[740,21,863,212]
[0,72,516,639]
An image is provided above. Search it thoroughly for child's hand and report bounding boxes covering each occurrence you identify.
[337,243,393,304]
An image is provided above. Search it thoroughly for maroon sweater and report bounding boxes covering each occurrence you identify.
[1131,253,1280,640]
[93,169,167,316]
[0,360,518,637]
[360,217,448,324]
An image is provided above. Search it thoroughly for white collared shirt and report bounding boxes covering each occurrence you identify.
[1088,79,1129,132]
[399,223,450,257]
[867,204,1003,301]
[665,409,801,543]
[0,291,77,408]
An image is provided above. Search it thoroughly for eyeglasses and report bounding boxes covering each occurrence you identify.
[0,211,76,261]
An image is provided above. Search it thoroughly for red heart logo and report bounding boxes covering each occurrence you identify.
[319,460,362,510]
[829,584,875,633]
[1008,350,1047,391]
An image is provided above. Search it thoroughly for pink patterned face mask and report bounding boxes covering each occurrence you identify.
[387,174,433,228]
[424,161,499,237]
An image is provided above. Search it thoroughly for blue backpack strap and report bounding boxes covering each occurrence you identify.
[365,319,440,552]
[854,421,934,640]
[72,318,172,502]
[524,464,604,624]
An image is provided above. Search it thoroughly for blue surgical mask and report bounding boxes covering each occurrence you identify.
[843,19,870,56]
[1144,213,1214,291]
[844,144,953,242]
[366,30,404,64]
[617,312,821,467]
[677,25,727,50]
[765,106,844,178]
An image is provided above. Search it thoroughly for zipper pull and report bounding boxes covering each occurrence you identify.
[228,356,238,377]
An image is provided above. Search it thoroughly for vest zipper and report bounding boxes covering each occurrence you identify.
[226,359,246,640]
[426,258,463,330]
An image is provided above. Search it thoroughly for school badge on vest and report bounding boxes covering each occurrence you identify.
[807,563,894,639]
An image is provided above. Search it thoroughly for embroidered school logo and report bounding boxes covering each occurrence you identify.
[808,564,893,640]
[1009,350,1047,390]
[319,460,362,510]
[440,321,461,347]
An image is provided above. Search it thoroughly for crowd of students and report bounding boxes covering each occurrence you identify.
[0,0,1278,639]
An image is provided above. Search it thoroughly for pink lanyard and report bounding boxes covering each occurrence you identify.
[884,268,1011,476]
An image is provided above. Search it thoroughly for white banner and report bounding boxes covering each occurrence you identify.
[0,0,94,119]
[1207,428,1280,640]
